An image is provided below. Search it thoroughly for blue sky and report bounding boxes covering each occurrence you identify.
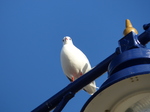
[0,1,150,112]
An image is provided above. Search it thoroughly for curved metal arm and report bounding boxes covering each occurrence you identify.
[31,52,118,112]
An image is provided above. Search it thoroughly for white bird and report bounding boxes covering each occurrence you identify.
[60,36,98,95]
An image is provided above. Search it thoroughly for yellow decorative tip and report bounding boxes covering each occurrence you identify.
[123,19,138,36]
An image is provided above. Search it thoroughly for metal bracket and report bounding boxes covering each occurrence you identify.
[53,92,75,112]
[118,32,145,53]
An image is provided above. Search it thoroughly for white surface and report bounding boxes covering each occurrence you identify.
[83,74,150,112]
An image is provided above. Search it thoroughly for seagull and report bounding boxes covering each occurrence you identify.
[60,36,98,95]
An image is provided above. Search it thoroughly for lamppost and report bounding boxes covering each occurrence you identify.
[81,20,150,112]
[32,20,150,112]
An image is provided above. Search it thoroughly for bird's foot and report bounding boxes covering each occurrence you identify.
[71,76,75,82]
[79,72,83,76]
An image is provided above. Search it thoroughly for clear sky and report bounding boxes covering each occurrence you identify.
[0,1,150,112]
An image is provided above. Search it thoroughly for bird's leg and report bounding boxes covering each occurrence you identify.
[79,72,83,76]
[71,76,75,82]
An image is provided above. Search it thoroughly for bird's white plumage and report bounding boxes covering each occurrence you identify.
[60,36,98,95]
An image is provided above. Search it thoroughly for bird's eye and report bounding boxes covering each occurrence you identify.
[63,39,64,42]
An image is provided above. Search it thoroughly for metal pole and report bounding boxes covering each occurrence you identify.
[31,52,118,112]
[138,24,150,45]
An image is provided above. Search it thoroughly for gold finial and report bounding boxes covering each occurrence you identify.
[123,19,138,36]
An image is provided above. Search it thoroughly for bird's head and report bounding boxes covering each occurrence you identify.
[62,36,73,45]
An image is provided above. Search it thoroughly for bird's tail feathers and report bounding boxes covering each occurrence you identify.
[83,81,98,95]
